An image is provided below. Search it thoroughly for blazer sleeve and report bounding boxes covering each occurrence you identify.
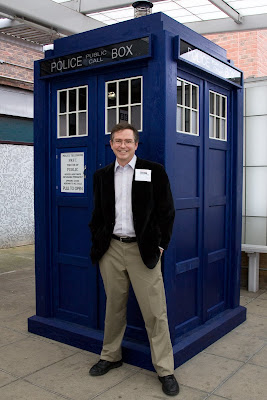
[154,166,175,250]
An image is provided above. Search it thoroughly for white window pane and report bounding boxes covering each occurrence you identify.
[107,82,117,107]
[216,117,220,138]
[185,83,190,107]
[119,107,129,123]
[60,91,67,113]
[209,115,214,138]
[246,167,267,217]
[245,217,267,245]
[221,119,226,140]
[79,87,87,110]
[210,91,215,114]
[131,78,141,104]
[246,115,267,166]
[119,80,128,105]
[69,89,76,112]
[107,109,116,132]
[192,110,198,134]
[246,85,267,116]
[69,113,76,136]
[131,105,141,130]
[78,112,87,135]
[177,106,182,131]
[177,80,182,105]
[59,115,67,137]
[185,108,190,132]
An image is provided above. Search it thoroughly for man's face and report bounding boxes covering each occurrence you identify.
[110,129,138,166]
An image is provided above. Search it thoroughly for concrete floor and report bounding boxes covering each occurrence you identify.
[0,244,266,400]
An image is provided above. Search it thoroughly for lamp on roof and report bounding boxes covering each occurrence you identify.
[132,1,153,18]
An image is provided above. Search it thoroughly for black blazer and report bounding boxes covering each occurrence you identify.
[89,157,175,269]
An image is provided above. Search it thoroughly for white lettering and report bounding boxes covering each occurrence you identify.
[126,44,133,55]
[77,56,83,67]
[112,48,118,59]
[51,62,57,72]
[70,58,76,68]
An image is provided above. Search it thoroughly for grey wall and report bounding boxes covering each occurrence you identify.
[243,77,267,245]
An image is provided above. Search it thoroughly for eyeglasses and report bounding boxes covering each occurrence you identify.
[112,139,135,145]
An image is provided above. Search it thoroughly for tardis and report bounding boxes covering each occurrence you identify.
[29,12,246,370]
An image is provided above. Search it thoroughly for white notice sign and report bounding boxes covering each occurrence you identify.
[61,152,84,193]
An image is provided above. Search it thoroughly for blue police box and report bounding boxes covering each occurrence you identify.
[28,12,246,370]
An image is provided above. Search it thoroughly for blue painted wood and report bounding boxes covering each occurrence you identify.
[28,304,246,370]
[30,12,245,371]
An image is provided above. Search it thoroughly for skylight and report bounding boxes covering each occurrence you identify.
[85,0,267,25]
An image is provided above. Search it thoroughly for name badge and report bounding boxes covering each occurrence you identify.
[135,169,151,182]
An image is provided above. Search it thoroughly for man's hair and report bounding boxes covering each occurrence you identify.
[110,123,139,143]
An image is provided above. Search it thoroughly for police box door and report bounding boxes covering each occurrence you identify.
[172,71,232,337]
[50,75,98,327]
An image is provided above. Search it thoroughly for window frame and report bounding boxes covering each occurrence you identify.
[209,90,227,142]
[105,76,143,134]
[57,85,88,139]
[176,77,199,136]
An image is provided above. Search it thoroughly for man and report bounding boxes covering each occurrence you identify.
[89,123,179,396]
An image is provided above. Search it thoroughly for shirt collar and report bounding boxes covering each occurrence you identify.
[115,154,137,171]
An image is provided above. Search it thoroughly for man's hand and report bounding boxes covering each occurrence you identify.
[159,248,164,256]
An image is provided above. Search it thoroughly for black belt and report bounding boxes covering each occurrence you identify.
[112,234,137,243]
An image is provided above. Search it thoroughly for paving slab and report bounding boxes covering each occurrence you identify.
[239,296,254,306]
[93,370,208,400]
[203,330,265,362]
[176,352,243,393]
[0,307,36,334]
[0,371,18,389]
[0,326,28,347]
[257,292,267,300]
[0,379,68,400]
[215,363,267,400]
[245,298,267,317]
[240,289,266,299]
[26,352,140,400]
[248,344,267,368]
[0,336,78,377]
[0,293,35,318]
[233,313,267,340]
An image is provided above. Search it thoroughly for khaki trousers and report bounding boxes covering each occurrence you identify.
[99,238,174,377]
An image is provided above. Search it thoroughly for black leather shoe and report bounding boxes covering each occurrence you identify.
[158,375,179,396]
[89,359,123,376]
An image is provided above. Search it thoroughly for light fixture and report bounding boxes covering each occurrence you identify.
[132,1,153,18]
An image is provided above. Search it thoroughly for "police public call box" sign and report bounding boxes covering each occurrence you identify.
[40,37,150,76]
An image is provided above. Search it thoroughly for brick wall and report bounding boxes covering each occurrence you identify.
[204,30,267,79]
[0,34,43,91]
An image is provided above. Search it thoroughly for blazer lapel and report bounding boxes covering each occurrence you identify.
[103,162,116,221]
[132,157,149,212]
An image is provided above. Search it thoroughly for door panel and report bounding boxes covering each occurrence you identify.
[203,82,231,321]
[173,71,204,335]
[51,77,97,328]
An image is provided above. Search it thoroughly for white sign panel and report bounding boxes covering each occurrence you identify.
[61,152,84,193]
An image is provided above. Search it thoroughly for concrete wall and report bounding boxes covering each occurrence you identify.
[0,144,34,248]
[242,77,267,246]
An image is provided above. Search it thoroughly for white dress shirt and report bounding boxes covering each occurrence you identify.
[113,155,136,237]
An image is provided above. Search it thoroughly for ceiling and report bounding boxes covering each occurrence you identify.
[0,0,266,46]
